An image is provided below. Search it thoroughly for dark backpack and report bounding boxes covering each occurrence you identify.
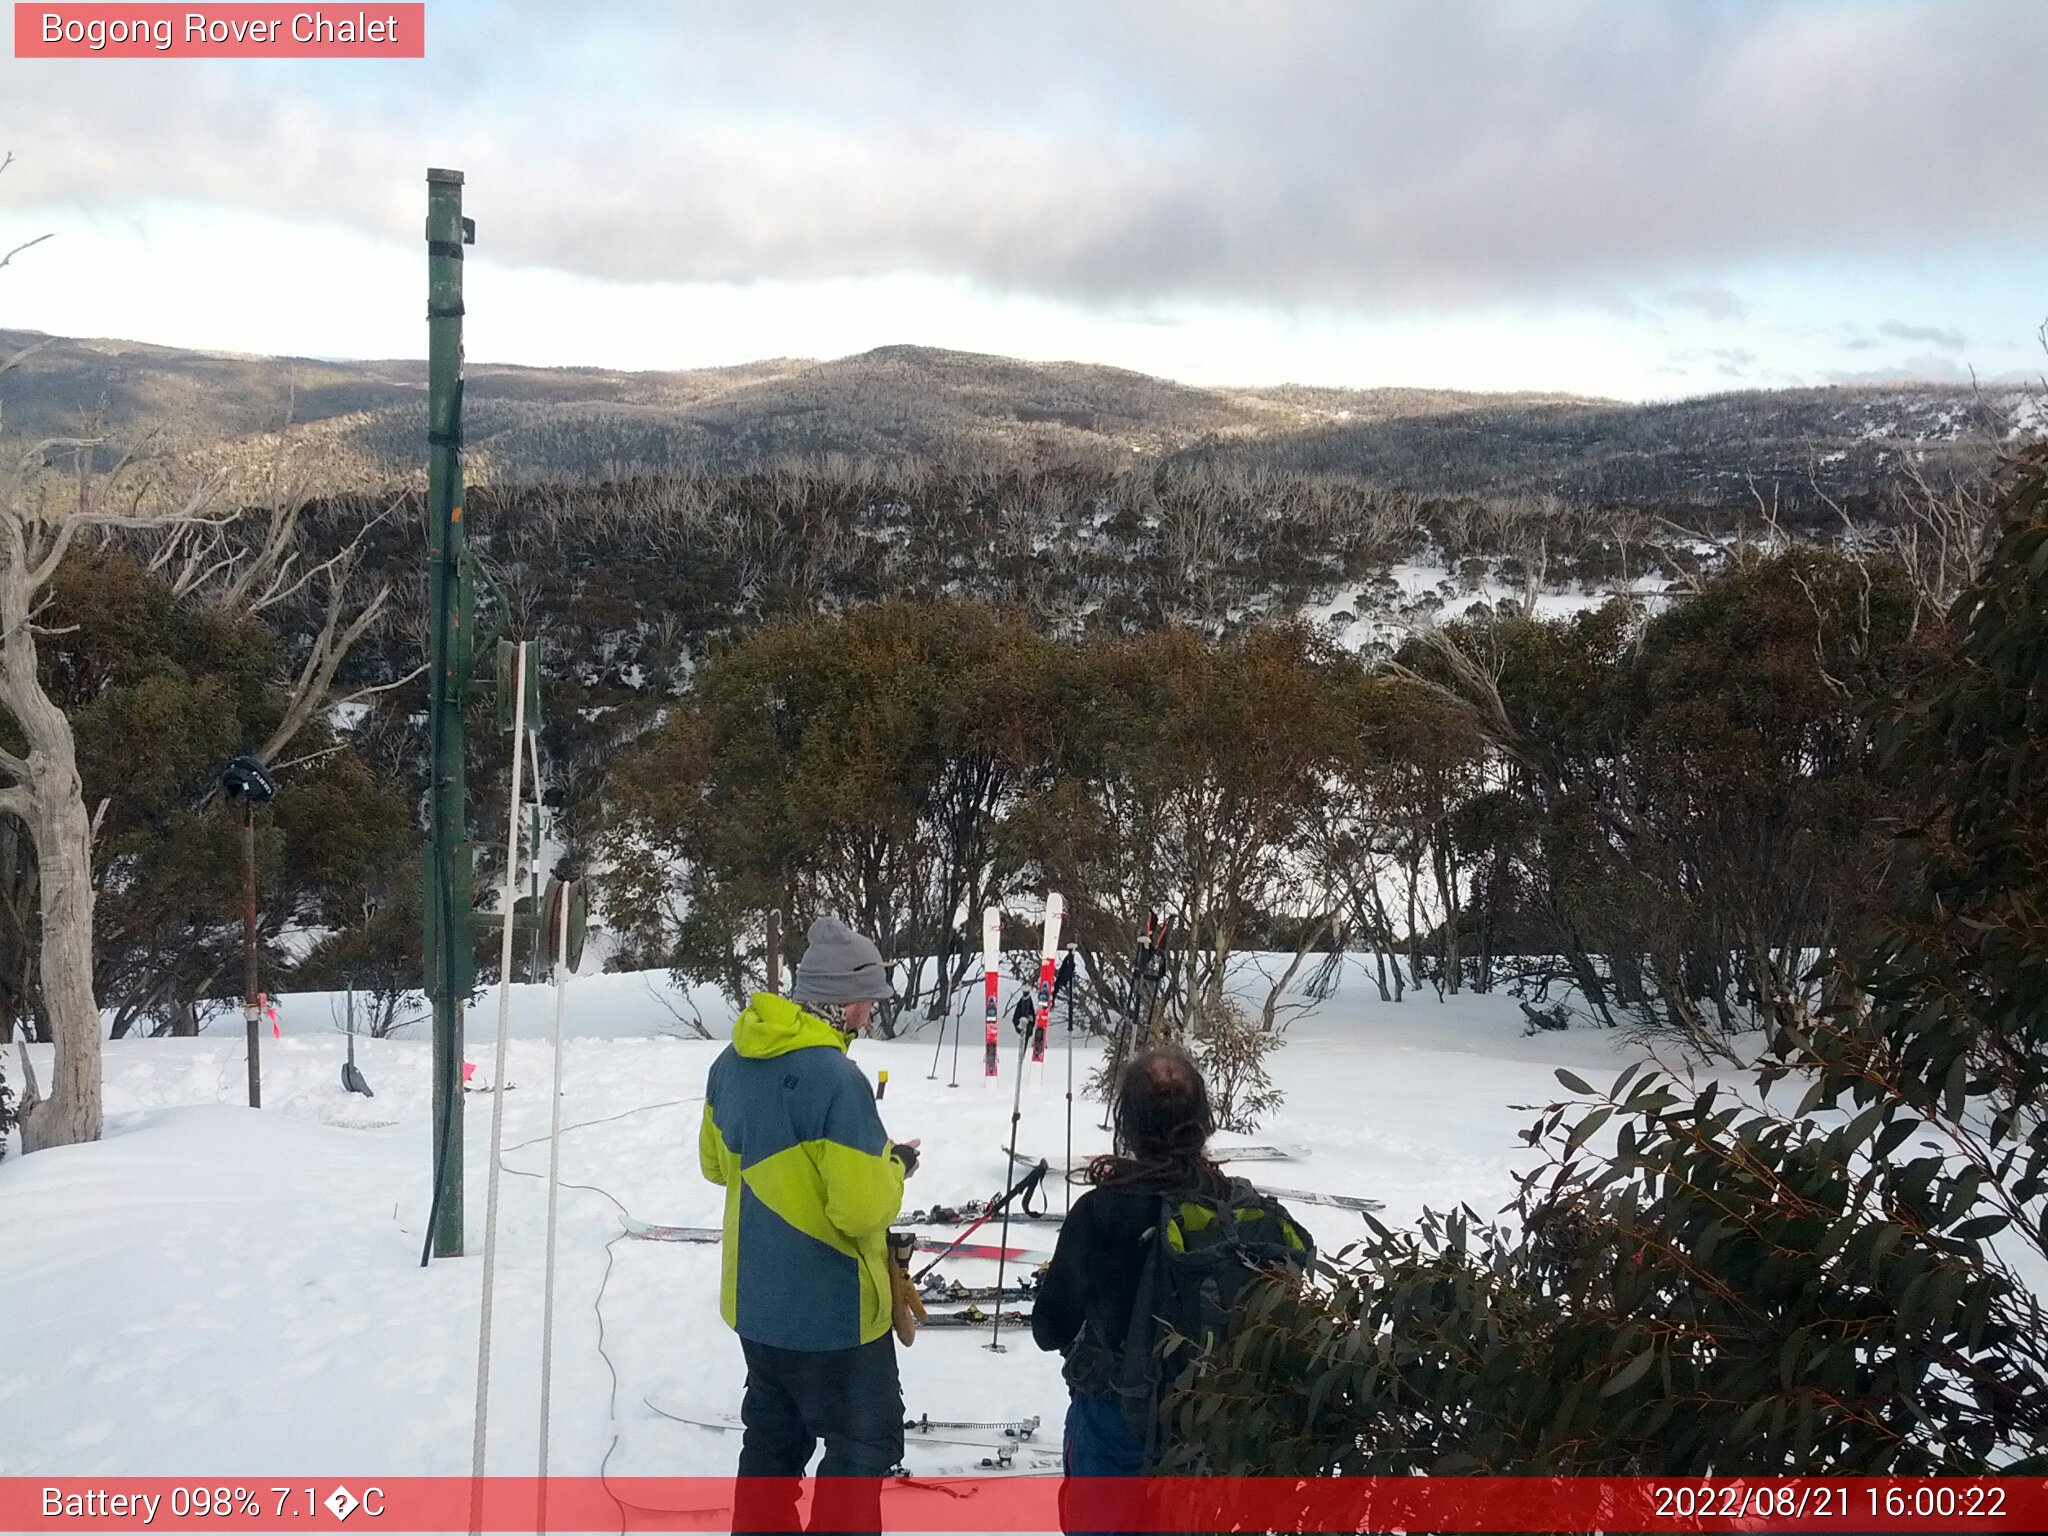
[1099,1177,1314,1465]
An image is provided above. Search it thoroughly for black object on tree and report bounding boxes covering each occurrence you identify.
[220,755,277,1109]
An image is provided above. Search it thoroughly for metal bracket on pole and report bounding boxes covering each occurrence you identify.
[495,639,542,733]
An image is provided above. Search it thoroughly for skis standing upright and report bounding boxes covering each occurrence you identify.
[1101,911,1170,1130]
[982,906,1002,1082]
[1029,894,1063,1083]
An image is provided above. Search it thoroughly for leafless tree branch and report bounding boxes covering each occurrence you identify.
[0,232,53,272]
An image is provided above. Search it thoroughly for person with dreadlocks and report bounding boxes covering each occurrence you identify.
[701,915,921,1536]
[1033,1045,1314,1487]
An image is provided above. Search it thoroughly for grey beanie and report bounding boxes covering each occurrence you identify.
[789,916,893,1007]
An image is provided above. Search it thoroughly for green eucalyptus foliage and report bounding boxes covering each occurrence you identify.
[1172,1054,2046,1477]
[2,549,412,1039]
[1779,456,2048,1284]
[1171,453,2048,1478]
[603,600,1059,1021]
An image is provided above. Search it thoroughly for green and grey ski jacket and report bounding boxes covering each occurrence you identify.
[699,993,906,1350]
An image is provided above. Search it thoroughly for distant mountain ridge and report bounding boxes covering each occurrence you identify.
[0,329,2031,507]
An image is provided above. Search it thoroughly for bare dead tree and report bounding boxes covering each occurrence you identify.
[134,453,415,759]
[1874,457,2001,632]
[1252,907,1336,1034]
[0,437,229,1150]
[0,411,400,1149]
[0,152,53,275]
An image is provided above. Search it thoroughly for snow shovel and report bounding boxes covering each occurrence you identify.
[341,982,374,1097]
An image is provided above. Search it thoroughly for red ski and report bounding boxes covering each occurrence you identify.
[1030,894,1063,1073]
[982,905,1001,1081]
[925,1235,1053,1265]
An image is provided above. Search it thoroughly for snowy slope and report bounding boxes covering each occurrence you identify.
[0,963,1647,1481]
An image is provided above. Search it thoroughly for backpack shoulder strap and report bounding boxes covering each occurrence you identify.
[1218,1174,1261,1208]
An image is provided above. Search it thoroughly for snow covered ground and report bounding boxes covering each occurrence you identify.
[1295,558,1675,653]
[0,963,1652,1483]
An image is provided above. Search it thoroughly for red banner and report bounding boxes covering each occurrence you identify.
[4,1476,2044,1531]
[13,4,424,58]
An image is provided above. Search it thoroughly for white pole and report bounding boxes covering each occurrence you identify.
[471,642,528,1503]
[536,882,571,1533]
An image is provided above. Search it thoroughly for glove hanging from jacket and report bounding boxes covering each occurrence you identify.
[886,1231,927,1345]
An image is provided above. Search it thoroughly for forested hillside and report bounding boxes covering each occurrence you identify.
[0,324,2029,1048]
[2,328,2028,507]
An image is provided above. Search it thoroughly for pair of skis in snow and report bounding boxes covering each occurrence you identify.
[1014,1143,1310,1169]
[899,1201,1062,1227]
[920,1275,1039,1304]
[916,1303,1034,1329]
[982,896,1065,1081]
[619,1215,1055,1267]
[646,1402,1051,1470]
[1007,1149,1385,1213]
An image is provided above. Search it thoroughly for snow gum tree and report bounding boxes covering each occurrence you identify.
[1385,548,1922,1055]
[604,600,1059,1028]
[1012,622,1348,1031]
[0,438,394,1148]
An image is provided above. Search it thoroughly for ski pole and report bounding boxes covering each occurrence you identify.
[928,907,959,1081]
[914,1158,1047,1282]
[948,977,964,1088]
[986,1027,1036,1354]
[1101,913,1153,1132]
[926,951,950,1080]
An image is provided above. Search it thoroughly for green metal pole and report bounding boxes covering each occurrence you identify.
[425,168,473,1260]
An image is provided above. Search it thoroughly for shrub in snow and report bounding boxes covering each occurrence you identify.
[1161,448,2048,1480]
[1187,991,1283,1135]
[1164,1055,2046,1479]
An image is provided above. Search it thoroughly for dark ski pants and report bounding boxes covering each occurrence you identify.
[734,1334,904,1536]
[1060,1393,1148,1536]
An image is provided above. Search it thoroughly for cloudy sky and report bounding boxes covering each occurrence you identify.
[3,0,2043,398]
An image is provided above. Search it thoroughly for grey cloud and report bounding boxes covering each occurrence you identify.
[1823,354,1980,385]
[1878,320,1967,349]
[1662,287,1745,321]
[1,1,2042,316]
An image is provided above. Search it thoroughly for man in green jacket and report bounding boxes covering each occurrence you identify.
[701,916,919,1535]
